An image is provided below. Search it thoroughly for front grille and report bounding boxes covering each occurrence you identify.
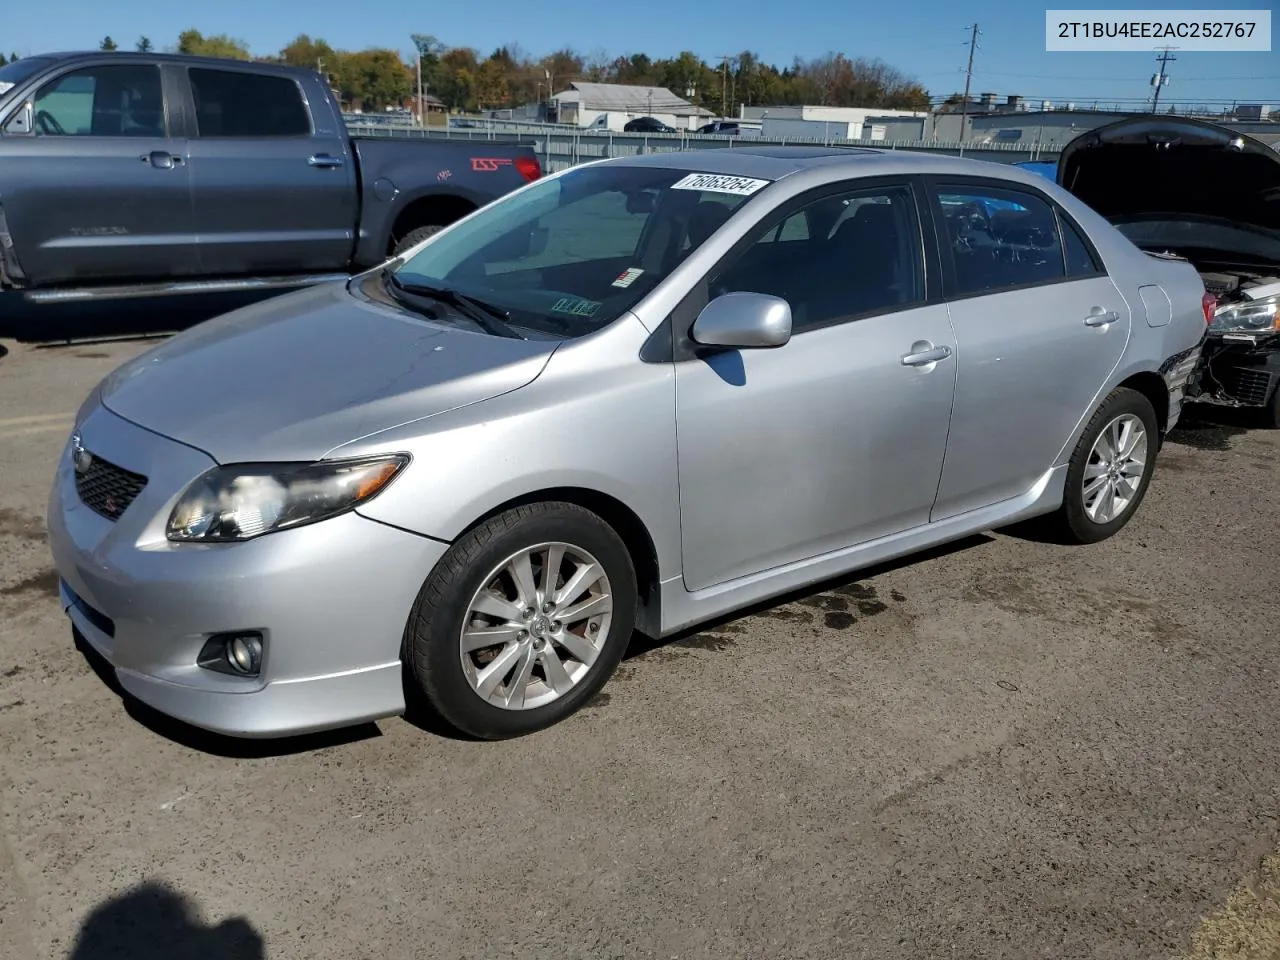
[75,453,148,522]
[1223,367,1274,406]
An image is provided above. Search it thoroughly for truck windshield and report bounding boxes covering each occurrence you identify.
[393,164,772,337]
[0,57,56,96]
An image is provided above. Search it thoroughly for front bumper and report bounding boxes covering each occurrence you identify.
[46,403,448,738]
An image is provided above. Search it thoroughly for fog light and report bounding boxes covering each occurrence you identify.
[197,631,264,677]
[227,635,262,674]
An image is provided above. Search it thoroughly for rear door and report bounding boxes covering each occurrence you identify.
[925,176,1132,520]
[0,59,198,285]
[181,65,357,276]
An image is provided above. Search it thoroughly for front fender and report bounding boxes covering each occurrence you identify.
[342,314,684,584]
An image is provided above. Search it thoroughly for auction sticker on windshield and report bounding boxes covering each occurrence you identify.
[671,173,772,196]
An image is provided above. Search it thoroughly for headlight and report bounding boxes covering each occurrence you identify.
[1210,294,1280,334]
[167,454,410,542]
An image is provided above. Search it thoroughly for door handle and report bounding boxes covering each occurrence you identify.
[139,151,182,169]
[901,342,953,367]
[308,154,344,168]
[1084,308,1120,327]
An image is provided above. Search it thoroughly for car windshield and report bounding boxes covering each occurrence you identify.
[0,57,55,96]
[392,164,773,337]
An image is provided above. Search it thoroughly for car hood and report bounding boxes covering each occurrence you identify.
[1057,116,1280,242]
[99,280,559,464]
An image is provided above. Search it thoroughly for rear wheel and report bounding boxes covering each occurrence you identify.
[1046,387,1159,545]
[403,502,637,739]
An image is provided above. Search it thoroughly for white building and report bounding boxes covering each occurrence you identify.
[550,82,713,131]
[738,104,928,141]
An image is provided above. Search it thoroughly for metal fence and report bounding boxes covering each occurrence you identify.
[345,118,1066,172]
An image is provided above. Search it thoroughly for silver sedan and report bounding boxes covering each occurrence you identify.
[47,147,1209,740]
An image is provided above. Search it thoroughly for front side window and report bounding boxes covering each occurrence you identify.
[189,68,310,137]
[936,184,1066,296]
[29,64,164,137]
[393,165,771,337]
[708,183,924,332]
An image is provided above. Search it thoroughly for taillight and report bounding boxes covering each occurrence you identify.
[515,155,542,182]
[1201,290,1217,325]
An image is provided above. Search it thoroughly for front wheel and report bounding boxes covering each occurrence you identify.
[392,224,444,257]
[1047,387,1160,545]
[403,502,637,739]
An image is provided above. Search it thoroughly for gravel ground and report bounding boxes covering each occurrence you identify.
[1,306,1278,960]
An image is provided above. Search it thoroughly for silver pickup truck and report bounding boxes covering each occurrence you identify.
[0,51,542,302]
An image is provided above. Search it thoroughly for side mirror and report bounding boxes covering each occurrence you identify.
[691,292,792,349]
[3,101,34,136]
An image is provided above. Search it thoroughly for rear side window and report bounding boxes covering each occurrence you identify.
[28,64,164,137]
[189,68,310,137]
[935,184,1066,296]
[1059,212,1104,277]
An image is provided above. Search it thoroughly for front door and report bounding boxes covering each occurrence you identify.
[926,178,1132,520]
[182,65,357,276]
[0,60,198,285]
[673,181,959,592]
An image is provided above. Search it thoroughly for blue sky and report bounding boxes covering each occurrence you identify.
[8,0,1277,107]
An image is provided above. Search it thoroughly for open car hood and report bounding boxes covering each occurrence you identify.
[1057,116,1280,243]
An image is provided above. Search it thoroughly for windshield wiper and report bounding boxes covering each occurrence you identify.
[382,270,525,340]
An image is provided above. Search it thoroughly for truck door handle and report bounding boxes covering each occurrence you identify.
[901,342,953,367]
[308,154,344,168]
[1084,308,1120,327]
[140,151,182,169]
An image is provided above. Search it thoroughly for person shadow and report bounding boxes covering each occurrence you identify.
[66,882,264,960]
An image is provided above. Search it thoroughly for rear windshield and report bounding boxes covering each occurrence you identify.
[0,57,56,96]
[393,164,773,337]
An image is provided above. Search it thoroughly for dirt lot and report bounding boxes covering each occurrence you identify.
[1,312,1279,960]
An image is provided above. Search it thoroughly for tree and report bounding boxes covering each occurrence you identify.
[176,29,251,60]
[474,56,510,110]
[280,33,336,72]
[0,53,7,67]
[435,47,479,111]
[136,37,153,53]
[335,49,411,110]
[99,36,118,52]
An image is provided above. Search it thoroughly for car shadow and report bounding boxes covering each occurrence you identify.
[72,629,382,759]
[1167,404,1260,451]
[625,532,996,659]
[67,881,264,960]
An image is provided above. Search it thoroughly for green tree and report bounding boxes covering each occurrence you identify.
[136,36,153,53]
[280,33,336,72]
[176,29,251,60]
[335,49,411,110]
[435,47,479,111]
[99,36,118,52]
[474,56,510,110]
[0,53,7,67]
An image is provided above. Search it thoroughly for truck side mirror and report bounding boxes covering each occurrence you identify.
[3,102,34,136]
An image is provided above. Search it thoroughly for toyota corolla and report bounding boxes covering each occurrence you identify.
[48,147,1209,741]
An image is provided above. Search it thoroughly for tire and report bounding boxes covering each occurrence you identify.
[393,224,445,257]
[1046,387,1160,545]
[403,502,637,740]
[1265,384,1280,430]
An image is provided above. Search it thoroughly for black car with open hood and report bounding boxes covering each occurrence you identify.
[1057,115,1280,426]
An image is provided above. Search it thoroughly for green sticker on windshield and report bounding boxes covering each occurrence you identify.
[551,296,601,318]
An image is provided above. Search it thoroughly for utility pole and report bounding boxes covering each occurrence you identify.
[1150,46,1176,112]
[959,23,980,142]
[717,55,732,119]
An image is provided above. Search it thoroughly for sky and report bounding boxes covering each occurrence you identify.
[7,0,1278,108]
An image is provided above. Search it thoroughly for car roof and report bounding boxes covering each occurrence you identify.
[605,145,1062,187]
[20,50,316,76]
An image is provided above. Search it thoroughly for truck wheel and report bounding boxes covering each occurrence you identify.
[393,225,444,257]
[1046,387,1160,545]
[1266,383,1280,430]
[402,502,637,740]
